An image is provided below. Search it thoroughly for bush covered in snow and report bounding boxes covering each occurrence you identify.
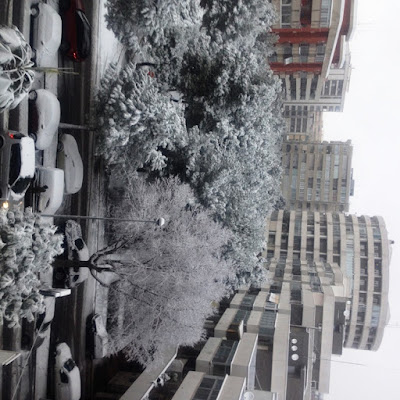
[0,208,64,327]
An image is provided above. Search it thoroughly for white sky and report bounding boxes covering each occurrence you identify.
[323,1,400,399]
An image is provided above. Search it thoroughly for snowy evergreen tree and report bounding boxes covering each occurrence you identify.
[85,177,235,366]
[96,62,188,171]
[202,0,277,46]
[0,208,64,327]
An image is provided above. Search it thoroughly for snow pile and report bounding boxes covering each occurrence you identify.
[0,208,64,327]
[0,25,34,113]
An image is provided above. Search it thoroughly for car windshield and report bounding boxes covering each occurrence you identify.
[11,176,32,194]
[76,10,90,58]
[9,144,21,186]
[64,358,76,372]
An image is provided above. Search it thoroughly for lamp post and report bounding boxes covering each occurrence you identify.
[40,214,166,227]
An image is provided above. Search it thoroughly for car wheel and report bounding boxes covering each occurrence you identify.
[30,4,39,18]
[21,333,32,349]
[28,90,38,102]
[30,48,37,67]
[59,40,70,53]
[57,140,64,152]
[59,0,71,13]
[55,268,67,282]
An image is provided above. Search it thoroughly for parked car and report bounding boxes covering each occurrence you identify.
[65,219,89,262]
[21,296,54,350]
[55,343,81,400]
[54,220,89,288]
[28,89,61,150]
[34,166,64,215]
[60,0,91,62]
[30,2,62,66]
[39,287,71,297]
[0,131,35,209]
[21,289,69,351]
[87,314,109,359]
[57,134,83,194]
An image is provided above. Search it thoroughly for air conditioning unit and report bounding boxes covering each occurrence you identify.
[284,56,293,65]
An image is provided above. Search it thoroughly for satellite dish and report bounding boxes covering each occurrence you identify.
[244,392,255,400]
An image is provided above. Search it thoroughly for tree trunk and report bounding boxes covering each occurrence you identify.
[53,259,112,272]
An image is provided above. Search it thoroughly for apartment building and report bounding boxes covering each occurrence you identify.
[281,140,354,212]
[264,210,391,351]
[269,0,357,141]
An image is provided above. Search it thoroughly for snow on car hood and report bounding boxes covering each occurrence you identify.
[19,137,35,178]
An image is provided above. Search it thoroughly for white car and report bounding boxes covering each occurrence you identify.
[55,343,81,400]
[54,220,89,288]
[34,166,64,215]
[89,314,109,359]
[28,89,61,150]
[0,131,35,208]
[30,2,62,66]
[57,134,83,195]
[65,219,89,262]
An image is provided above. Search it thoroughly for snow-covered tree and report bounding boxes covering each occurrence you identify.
[105,0,204,53]
[0,25,35,112]
[100,0,284,281]
[96,62,188,171]
[0,208,64,327]
[87,177,235,366]
[202,0,277,46]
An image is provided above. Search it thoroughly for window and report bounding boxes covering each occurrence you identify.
[323,81,330,96]
[193,376,224,400]
[310,75,319,99]
[300,75,307,100]
[320,0,332,27]
[282,0,292,27]
[290,76,296,100]
[299,44,309,62]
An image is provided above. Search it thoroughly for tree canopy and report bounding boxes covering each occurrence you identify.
[99,0,283,283]
[98,177,235,366]
[0,208,64,327]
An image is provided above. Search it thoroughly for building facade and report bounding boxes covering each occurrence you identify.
[281,140,354,212]
[264,210,391,351]
[269,0,357,140]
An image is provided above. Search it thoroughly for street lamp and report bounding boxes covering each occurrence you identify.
[40,214,166,226]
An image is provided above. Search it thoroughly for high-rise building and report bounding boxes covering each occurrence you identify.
[269,0,357,140]
[264,210,391,351]
[111,210,390,400]
[281,140,354,212]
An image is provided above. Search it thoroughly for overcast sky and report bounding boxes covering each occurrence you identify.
[324,1,400,399]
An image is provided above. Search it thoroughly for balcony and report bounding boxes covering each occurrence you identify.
[171,372,246,400]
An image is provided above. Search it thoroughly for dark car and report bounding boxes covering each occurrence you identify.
[60,0,91,61]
